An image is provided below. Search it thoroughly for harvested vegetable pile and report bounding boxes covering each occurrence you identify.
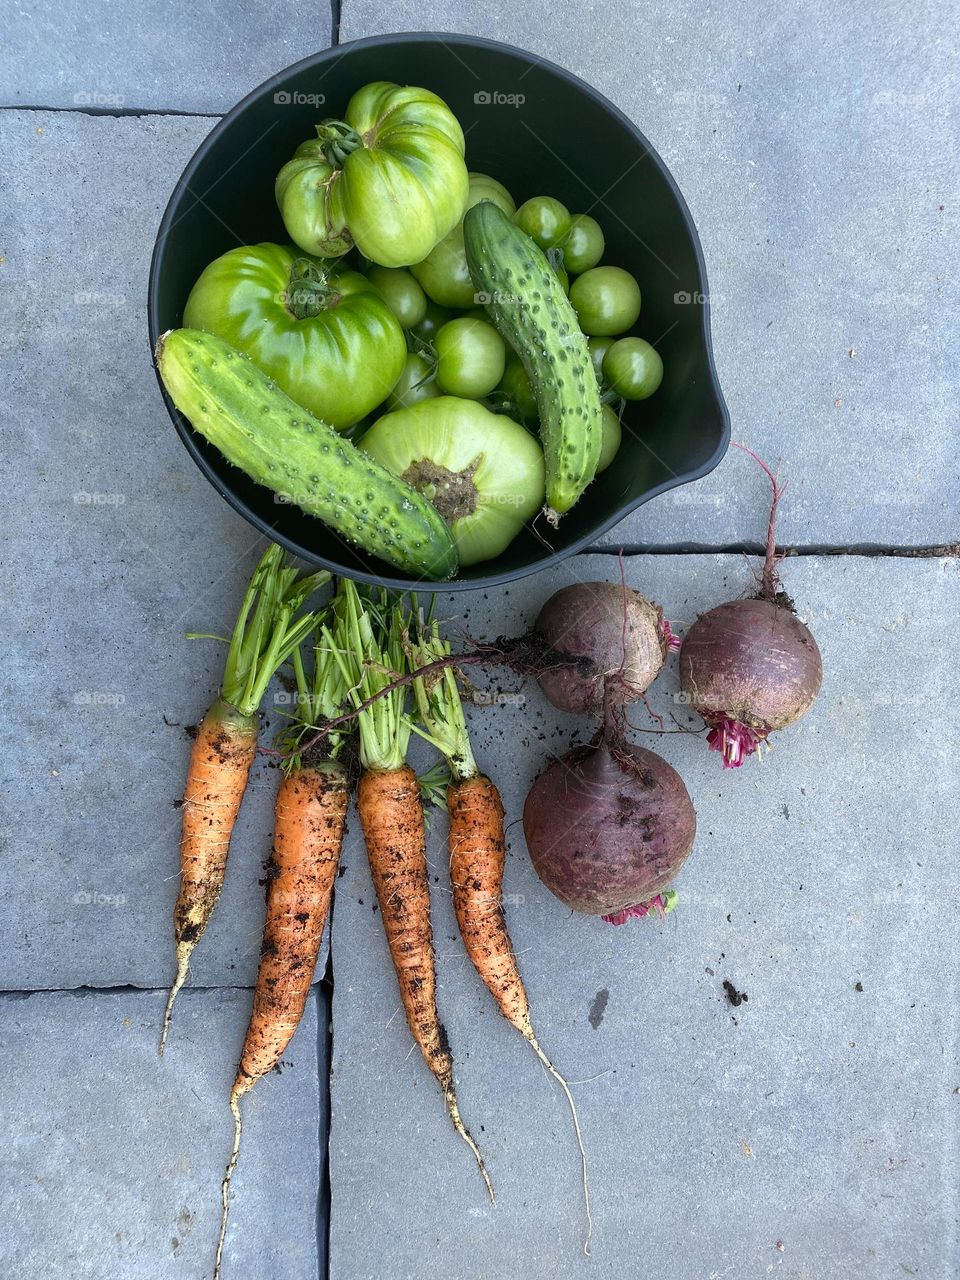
[156,78,665,580]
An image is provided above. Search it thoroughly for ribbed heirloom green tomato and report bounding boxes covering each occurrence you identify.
[602,336,664,400]
[275,82,469,268]
[570,265,642,336]
[411,173,516,308]
[514,196,571,249]
[561,214,605,274]
[360,397,545,565]
[182,242,406,430]
[435,317,506,398]
[365,266,428,330]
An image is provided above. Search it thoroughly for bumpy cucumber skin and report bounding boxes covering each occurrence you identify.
[156,329,458,581]
[463,202,602,515]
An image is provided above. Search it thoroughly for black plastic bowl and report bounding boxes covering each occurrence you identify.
[148,32,729,590]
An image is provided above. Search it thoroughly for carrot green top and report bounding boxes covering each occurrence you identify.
[201,543,329,718]
[408,612,478,785]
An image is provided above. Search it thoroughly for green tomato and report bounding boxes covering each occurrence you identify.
[385,352,439,411]
[514,196,571,249]
[412,301,455,344]
[602,336,664,400]
[435,317,506,398]
[275,82,469,268]
[411,172,516,308]
[570,265,642,336]
[597,405,623,472]
[360,397,544,566]
[496,354,538,422]
[562,214,605,274]
[365,266,427,330]
[182,242,406,430]
[587,336,615,386]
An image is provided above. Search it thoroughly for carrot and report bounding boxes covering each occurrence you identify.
[328,581,494,1203]
[411,615,591,1251]
[215,623,353,1278]
[159,545,327,1054]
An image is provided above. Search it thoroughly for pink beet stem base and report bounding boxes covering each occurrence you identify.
[704,714,770,768]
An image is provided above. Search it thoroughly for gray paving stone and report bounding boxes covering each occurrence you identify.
[329,553,960,1279]
[340,7,959,546]
[0,110,332,989]
[1,2,330,113]
[0,987,324,1280]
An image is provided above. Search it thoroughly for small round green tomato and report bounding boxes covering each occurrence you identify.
[497,355,538,422]
[562,214,605,274]
[411,301,454,344]
[597,405,623,472]
[587,336,615,386]
[514,196,572,250]
[435,318,506,399]
[570,265,642,336]
[365,266,428,330]
[385,352,439,411]
[602,336,664,400]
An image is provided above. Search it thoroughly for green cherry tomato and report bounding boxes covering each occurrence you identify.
[597,404,623,472]
[435,317,506,398]
[276,81,469,268]
[365,266,428,330]
[514,196,572,249]
[182,242,407,429]
[385,352,439,411]
[411,172,516,308]
[587,336,615,386]
[496,354,538,422]
[360,397,544,565]
[602,336,664,400]
[569,265,642,336]
[562,214,605,274]
[411,301,455,344]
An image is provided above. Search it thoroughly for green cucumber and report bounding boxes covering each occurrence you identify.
[156,329,458,581]
[463,201,602,517]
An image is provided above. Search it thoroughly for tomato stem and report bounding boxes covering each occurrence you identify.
[285,257,342,318]
[315,119,363,167]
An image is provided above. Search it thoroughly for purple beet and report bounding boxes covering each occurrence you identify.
[523,732,697,920]
[679,447,823,767]
[534,582,674,716]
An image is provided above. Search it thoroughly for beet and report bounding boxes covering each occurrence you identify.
[523,735,696,918]
[533,582,671,715]
[679,446,823,767]
[680,598,822,765]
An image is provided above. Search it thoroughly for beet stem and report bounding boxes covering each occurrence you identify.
[732,441,786,601]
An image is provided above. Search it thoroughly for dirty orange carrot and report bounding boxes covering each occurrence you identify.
[158,546,327,1054]
[215,626,351,1278]
[412,616,590,1250]
[328,582,494,1203]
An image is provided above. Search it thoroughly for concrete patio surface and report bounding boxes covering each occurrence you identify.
[1,3,957,1278]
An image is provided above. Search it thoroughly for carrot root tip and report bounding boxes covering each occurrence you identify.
[443,1084,495,1206]
[214,1095,244,1280]
[528,1036,592,1256]
[158,942,194,1056]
